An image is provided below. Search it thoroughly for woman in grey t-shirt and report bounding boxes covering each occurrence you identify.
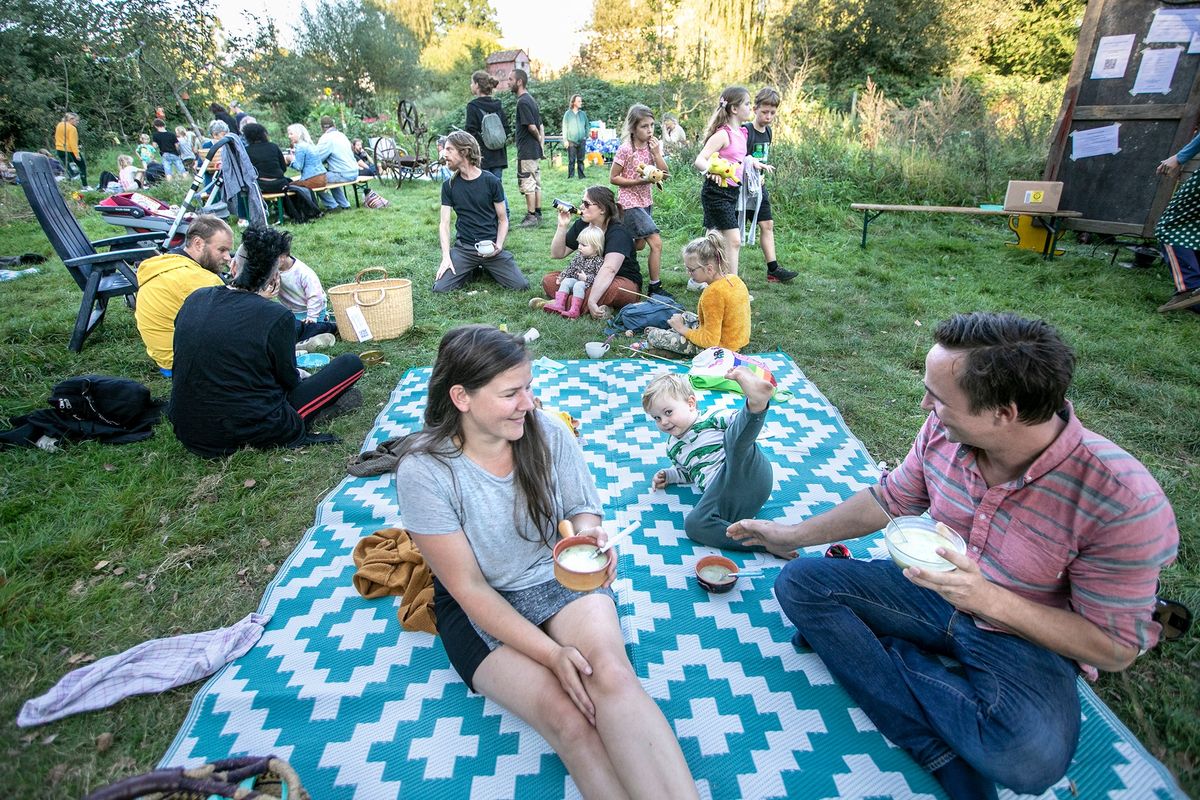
[395,325,697,799]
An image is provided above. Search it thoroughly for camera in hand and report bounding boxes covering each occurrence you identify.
[552,199,580,215]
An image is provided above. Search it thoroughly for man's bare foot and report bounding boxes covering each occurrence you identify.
[726,366,775,413]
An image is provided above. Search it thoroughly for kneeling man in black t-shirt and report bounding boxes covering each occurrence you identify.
[434,131,528,293]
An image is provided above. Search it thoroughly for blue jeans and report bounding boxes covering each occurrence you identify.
[323,169,358,208]
[162,153,186,178]
[774,558,1080,796]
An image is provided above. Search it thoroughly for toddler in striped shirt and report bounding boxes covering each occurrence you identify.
[643,368,782,552]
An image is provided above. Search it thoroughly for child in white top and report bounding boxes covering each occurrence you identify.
[117,155,141,191]
[277,256,329,323]
[544,225,604,319]
[231,246,338,346]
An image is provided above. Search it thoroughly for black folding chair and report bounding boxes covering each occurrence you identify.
[14,152,160,352]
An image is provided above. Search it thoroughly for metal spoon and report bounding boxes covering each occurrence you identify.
[867,486,907,542]
[595,521,638,560]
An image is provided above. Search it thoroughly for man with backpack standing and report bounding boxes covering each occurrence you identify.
[465,70,510,210]
[511,68,544,229]
[562,94,589,180]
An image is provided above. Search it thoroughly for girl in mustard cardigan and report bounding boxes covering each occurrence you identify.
[641,231,750,356]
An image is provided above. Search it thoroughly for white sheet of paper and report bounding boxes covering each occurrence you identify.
[1132,47,1182,95]
[1070,124,1121,160]
[1092,34,1136,79]
[1190,31,1200,54]
[1147,8,1200,43]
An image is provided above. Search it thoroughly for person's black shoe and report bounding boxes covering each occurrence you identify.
[309,388,363,427]
[648,282,676,301]
[767,265,799,283]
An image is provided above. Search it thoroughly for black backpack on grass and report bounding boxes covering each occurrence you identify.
[0,375,165,449]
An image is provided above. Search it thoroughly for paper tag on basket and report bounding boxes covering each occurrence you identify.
[345,305,373,342]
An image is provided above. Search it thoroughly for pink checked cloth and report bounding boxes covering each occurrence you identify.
[17,612,269,727]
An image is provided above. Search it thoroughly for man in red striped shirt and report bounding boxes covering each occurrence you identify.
[730,312,1178,800]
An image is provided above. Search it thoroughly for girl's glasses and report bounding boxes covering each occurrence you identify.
[580,199,595,209]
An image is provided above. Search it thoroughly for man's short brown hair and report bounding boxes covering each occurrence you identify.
[184,215,232,249]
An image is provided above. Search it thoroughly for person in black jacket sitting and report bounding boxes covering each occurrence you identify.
[243,123,290,194]
[244,123,321,223]
[168,226,364,457]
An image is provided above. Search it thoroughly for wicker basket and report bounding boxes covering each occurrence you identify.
[328,267,413,342]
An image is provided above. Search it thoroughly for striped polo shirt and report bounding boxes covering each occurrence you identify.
[665,411,730,492]
[879,405,1178,659]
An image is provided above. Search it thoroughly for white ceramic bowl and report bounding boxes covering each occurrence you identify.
[884,516,967,572]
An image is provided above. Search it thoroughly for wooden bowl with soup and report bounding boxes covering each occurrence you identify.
[553,535,613,592]
[695,555,740,593]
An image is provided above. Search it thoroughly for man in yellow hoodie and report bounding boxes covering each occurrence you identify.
[134,215,233,375]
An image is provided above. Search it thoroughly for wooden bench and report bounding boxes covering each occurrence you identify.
[262,176,374,224]
[850,203,1083,260]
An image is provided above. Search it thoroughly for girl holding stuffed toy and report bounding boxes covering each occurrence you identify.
[693,87,771,279]
[611,104,671,297]
[640,231,749,356]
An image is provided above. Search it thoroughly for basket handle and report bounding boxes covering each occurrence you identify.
[353,287,389,307]
[355,267,389,283]
[351,267,390,308]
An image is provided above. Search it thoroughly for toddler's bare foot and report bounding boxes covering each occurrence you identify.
[727,366,775,413]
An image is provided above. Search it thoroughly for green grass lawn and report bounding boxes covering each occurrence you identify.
[0,154,1197,796]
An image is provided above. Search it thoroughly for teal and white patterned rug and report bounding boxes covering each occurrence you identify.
[161,354,1185,799]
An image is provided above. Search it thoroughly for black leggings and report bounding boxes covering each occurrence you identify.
[287,353,363,420]
[295,318,339,343]
[56,149,87,185]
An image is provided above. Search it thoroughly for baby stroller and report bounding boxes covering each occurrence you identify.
[94,192,213,250]
[95,136,242,253]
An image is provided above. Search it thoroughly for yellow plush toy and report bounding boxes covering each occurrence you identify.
[636,161,666,190]
[707,153,737,187]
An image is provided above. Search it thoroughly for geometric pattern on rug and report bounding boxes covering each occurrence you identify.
[161,353,1185,799]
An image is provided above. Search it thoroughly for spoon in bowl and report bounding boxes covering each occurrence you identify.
[867,486,906,543]
[594,521,638,560]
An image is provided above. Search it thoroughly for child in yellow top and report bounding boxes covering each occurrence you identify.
[642,231,750,356]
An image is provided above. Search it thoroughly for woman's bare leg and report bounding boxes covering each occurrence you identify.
[546,594,699,800]
[473,646,632,799]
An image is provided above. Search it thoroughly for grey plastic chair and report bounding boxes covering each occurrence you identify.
[14,152,159,352]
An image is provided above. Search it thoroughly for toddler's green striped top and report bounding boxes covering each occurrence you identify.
[664,411,730,492]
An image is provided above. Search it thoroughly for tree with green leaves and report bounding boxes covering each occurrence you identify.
[297,0,424,109]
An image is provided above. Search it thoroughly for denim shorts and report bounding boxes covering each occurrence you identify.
[622,205,659,239]
[434,575,614,692]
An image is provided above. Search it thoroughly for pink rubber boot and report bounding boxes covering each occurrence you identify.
[562,295,585,319]
[543,291,569,314]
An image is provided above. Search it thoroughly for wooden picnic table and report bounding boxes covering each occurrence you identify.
[850,203,1083,260]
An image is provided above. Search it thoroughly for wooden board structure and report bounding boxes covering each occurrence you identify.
[1045,0,1200,236]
